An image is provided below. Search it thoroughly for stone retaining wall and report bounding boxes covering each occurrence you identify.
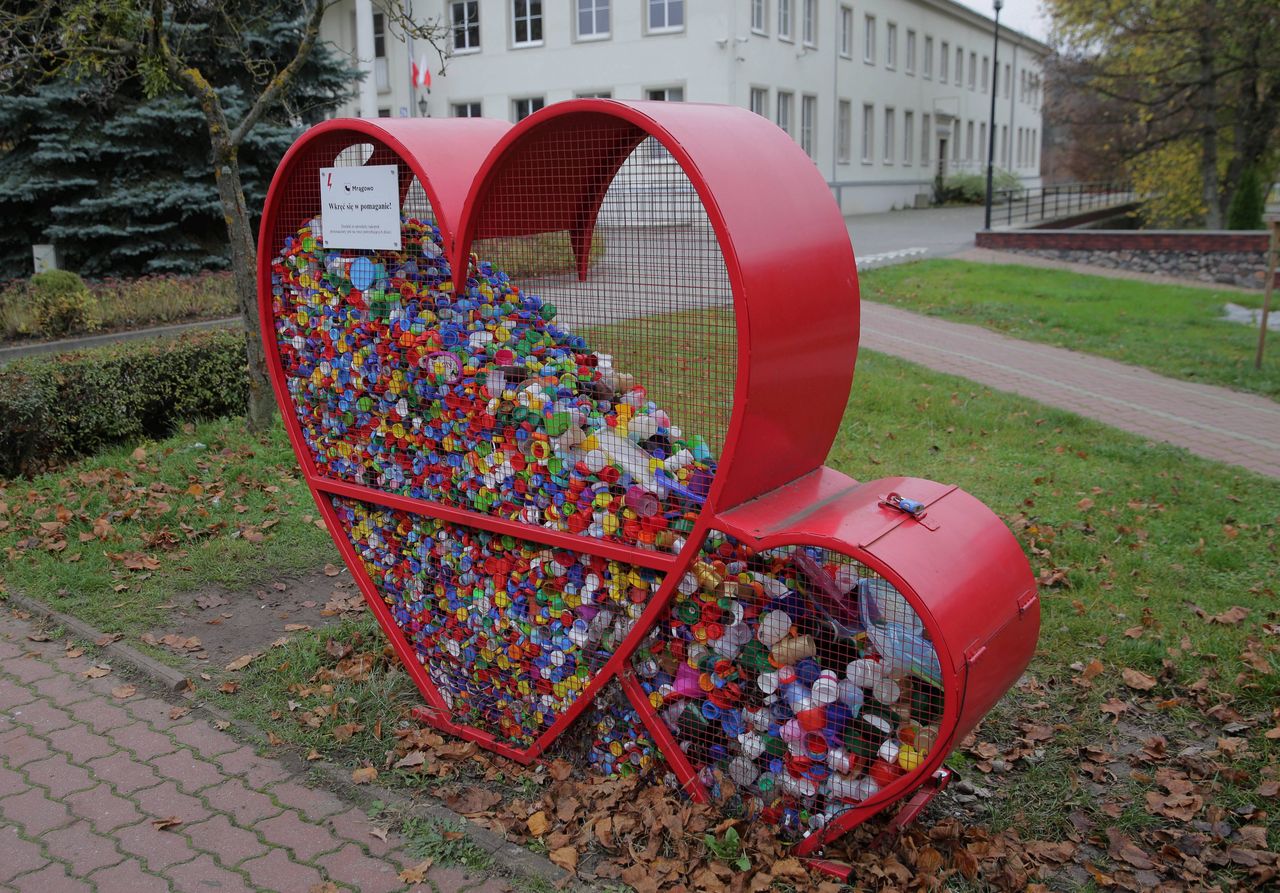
[975,229,1274,289]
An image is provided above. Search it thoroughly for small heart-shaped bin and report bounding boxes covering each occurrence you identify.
[258,101,1039,869]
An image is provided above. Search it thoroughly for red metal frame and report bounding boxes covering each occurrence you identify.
[257,100,1039,853]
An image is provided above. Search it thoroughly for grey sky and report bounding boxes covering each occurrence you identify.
[952,0,1051,43]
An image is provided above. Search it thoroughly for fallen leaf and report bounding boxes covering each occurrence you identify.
[1106,828,1156,870]
[306,749,322,761]
[213,719,231,731]
[83,665,112,679]
[351,766,378,784]
[168,706,190,720]
[1122,668,1157,691]
[284,624,311,632]
[26,631,51,642]
[64,645,85,659]
[111,685,137,699]
[393,750,426,770]
[151,816,182,831]
[549,846,578,873]
[331,723,363,742]
[547,759,573,781]
[94,633,121,646]
[1207,606,1250,625]
[218,682,240,694]
[527,811,549,836]
[195,593,228,610]
[369,827,389,843]
[444,787,502,816]
[308,884,340,893]
[398,859,433,883]
[224,653,256,672]
[324,563,343,576]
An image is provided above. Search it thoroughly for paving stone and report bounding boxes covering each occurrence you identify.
[67,699,133,734]
[8,699,76,734]
[132,780,208,825]
[0,728,53,769]
[10,862,93,893]
[106,724,179,762]
[0,677,37,712]
[240,849,326,893]
[315,843,406,893]
[149,750,224,794]
[46,723,116,764]
[41,820,124,876]
[164,854,255,893]
[216,745,291,789]
[122,697,194,732]
[85,751,165,795]
[170,719,242,757]
[0,828,49,883]
[327,807,398,858]
[65,784,145,834]
[87,858,171,893]
[0,763,29,799]
[267,779,346,822]
[464,878,516,893]
[201,778,282,826]
[23,753,97,799]
[1,786,73,835]
[115,820,202,872]
[2,654,58,684]
[183,813,268,867]
[29,672,95,709]
[256,809,344,862]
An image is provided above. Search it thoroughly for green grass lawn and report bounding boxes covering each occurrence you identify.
[859,259,1280,400]
[2,346,1276,885]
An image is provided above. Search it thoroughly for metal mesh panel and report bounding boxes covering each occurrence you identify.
[584,678,660,779]
[268,130,735,554]
[630,532,945,840]
[329,496,665,748]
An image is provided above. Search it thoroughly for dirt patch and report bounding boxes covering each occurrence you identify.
[145,564,367,668]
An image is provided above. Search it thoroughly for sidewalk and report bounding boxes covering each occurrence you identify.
[0,611,510,893]
[859,300,1280,479]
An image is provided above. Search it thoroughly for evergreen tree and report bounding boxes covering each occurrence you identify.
[0,21,354,278]
[1226,166,1265,230]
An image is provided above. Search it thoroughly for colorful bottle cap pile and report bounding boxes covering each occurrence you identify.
[626,533,945,838]
[270,215,717,552]
[331,496,664,748]
[585,681,660,779]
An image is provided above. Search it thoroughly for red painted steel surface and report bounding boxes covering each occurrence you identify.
[257,99,1038,857]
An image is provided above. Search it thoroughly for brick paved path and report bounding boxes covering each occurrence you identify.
[860,301,1280,479]
[0,612,511,893]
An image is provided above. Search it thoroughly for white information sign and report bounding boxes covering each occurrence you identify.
[319,164,401,251]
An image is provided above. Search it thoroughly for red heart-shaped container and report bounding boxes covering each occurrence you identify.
[257,100,1039,873]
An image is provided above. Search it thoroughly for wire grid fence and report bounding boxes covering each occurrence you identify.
[268,131,736,554]
[628,532,946,839]
[330,495,665,748]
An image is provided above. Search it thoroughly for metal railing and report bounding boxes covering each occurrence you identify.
[992,181,1133,227]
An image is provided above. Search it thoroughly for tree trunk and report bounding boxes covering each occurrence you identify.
[213,151,276,433]
[1197,17,1221,229]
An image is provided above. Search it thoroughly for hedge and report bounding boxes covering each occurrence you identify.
[0,328,248,477]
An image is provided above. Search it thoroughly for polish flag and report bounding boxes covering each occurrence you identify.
[412,55,432,89]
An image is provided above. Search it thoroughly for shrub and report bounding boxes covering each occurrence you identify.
[0,328,248,477]
[934,169,1023,206]
[1226,166,1265,230]
[30,270,100,337]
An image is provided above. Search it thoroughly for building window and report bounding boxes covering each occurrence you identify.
[648,0,683,32]
[861,103,874,163]
[750,87,768,117]
[923,35,932,78]
[801,94,817,157]
[778,0,792,41]
[979,122,987,162]
[981,55,989,92]
[955,47,963,85]
[377,107,391,117]
[883,106,895,163]
[839,6,852,57]
[647,86,684,102]
[577,0,610,39]
[802,0,817,47]
[905,29,916,74]
[968,51,976,89]
[838,99,852,163]
[453,101,482,117]
[373,13,389,91]
[512,0,542,46]
[1001,124,1008,166]
[864,15,875,64]
[575,90,613,98]
[921,113,931,164]
[1004,63,1011,97]
[751,0,767,34]
[966,120,974,161]
[904,110,914,164]
[886,23,897,69]
[776,90,794,135]
[940,41,949,81]
[513,96,545,120]
[451,2,480,51]
[1020,69,1027,100]
[952,130,959,162]
[1031,129,1038,166]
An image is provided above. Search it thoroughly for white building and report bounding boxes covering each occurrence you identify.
[320,0,1047,213]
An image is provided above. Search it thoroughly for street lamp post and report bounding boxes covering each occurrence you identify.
[983,0,1004,230]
